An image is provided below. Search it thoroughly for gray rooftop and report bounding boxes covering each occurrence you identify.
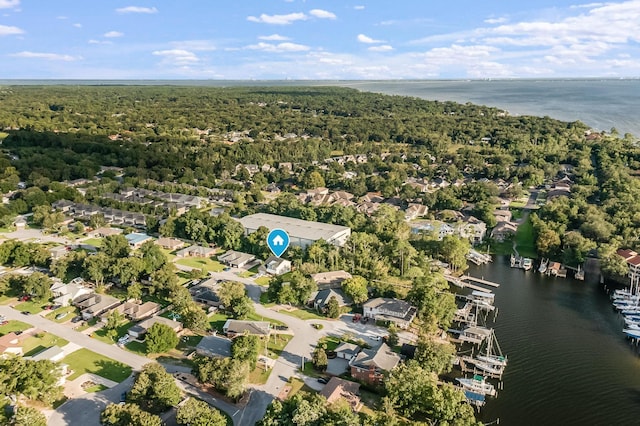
[196,335,232,358]
[351,343,401,371]
[237,213,350,243]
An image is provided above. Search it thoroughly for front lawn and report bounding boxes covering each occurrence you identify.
[14,299,49,314]
[246,312,286,327]
[318,336,341,351]
[0,320,31,335]
[22,332,69,356]
[280,308,326,321]
[124,340,147,356]
[254,276,271,286]
[82,238,103,248]
[248,367,271,385]
[85,384,108,393]
[62,348,132,382]
[208,312,229,333]
[45,306,78,323]
[93,320,136,344]
[176,257,225,273]
[263,334,293,359]
[238,271,254,278]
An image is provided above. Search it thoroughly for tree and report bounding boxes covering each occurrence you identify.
[127,363,181,413]
[20,272,52,301]
[231,335,259,370]
[145,322,179,354]
[341,276,368,305]
[302,170,326,189]
[105,309,125,342]
[176,397,226,426]
[0,357,63,405]
[83,252,110,286]
[325,296,341,318]
[312,345,328,372]
[139,241,168,274]
[387,323,399,347]
[217,281,246,308]
[127,281,143,301]
[11,406,47,426]
[414,337,456,375]
[102,234,130,258]
[101,403,163,426]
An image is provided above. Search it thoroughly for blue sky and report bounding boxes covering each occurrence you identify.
[1,0,640,79]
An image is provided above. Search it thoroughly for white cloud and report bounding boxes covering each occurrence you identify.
[570,2,605,9]
[259,34,289,41]
[309,9,336,19]
[116,6,158,14]
[152,49,199,65]
[170,40,216,51]
[245,42,310,52]
[73,23,82,28]
[247,12,307,25]
[485,17,507,24]
[104,31,123,38]
[11,51,80,61]
[88,39,112,45]
[0,0,19,9]
[56,15,67,20]
[369,45,393,52]
[357,34,383,44]
[0,24,22,35]
[354,5,365,10]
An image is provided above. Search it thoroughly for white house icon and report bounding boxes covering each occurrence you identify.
[272,235,285,246]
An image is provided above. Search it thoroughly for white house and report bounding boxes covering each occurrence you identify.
[362,298,417,329]
[259,256,291,276]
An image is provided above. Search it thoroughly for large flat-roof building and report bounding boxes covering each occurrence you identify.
[236,213,351,248]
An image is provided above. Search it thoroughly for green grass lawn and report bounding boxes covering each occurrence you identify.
[75,317,98,332]
[248,366,271,385]
[301,361,322,378]
[62,348,132,382]
[263,334,293,359]
[176,257,225,273]
[254,276,271,286]
[246,312,286,327]
[177,335,203,350]
[209,312,229,333]
[280,308,326,321]
[318,335,341,351]
[238,271,254,278]
[45,306,79,323]
[93,320,135,344]
[84,384,108,393]
[82,238,103,247]
[515,216,537,259]
[176,271,191,286]
[124,340,147,355]
[0,320,31,335]
[22,332,69,356]
[14,299,49,314]
[510,208,524,220]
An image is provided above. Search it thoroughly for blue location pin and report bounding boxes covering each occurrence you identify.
[267,228,290,258]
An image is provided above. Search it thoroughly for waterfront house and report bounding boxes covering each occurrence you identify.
[491,221,518,242]
[363,297,417,329]
[350,343,401,385]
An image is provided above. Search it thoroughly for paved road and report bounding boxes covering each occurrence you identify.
[0,228,73,244]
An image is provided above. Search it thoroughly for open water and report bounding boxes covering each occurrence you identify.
[468,258,640,426]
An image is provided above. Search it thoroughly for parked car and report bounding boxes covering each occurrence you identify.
[55,312,68,320]
[44,305,55,310]
[369,335,381,341]
[19,295,31,302]
[120,392,127,402]
[223,267,231,271]
[317,377,329,384]
[71,315,82,323]
[275,325,289,331]
[352,314,361,322]
[21,311,30,315]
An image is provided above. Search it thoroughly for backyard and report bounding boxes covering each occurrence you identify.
[515,215,537,258]
[175,256,225,273]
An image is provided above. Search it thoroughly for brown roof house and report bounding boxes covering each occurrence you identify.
[311,270,352,290]
[320,377,362,412]
[350,343,401,385]
[128,316,183,339]
[0,332,24,357]
[101,301,160,322]
[75,294,121,320]
[223,320,270,338]
[156,237,186,251]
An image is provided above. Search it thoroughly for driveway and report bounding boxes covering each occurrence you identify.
[0,228,73,244]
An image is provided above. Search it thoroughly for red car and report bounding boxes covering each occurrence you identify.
[0,321,8,326]
[20,295,31,302]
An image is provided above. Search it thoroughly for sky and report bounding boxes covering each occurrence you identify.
[1,0,640,79]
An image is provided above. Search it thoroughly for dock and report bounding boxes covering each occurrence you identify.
[445,275,494,293]
[460,275,500,288]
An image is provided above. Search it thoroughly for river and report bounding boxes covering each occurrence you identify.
[467,257,640,426]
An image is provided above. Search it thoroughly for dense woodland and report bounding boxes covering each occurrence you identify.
[1,85,640,424]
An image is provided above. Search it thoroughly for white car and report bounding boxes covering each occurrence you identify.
[369,335,381,341]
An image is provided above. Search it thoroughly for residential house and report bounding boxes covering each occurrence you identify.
[320,377,362,412]
[125,232,153,248]
[175,244,216,258]
[155,237,186,251]
[27,346,68,385]
[13,217,26,229]
[334,342,361,361]
[359,193,385,204]
[410,222,435,236]
[404,204,429,221]
[617,249,640,281]
[49,246,70,261]
[457,216,487,244]
[190,278,222,308]
[101,301,160,322]
[310,288,352,312]
[87,227,123,238]
[439,223,455,241]
[128,316,183,339]
[491,221,518,242]
[0,332,23,357]
[50,280,94,307]
[350,343,401,385]
[494,209,512,223]
[362,297,417,329]
[217,250,256,268]
[259,256,292,276]
[195,335,233,358]
[311,270,352,290]
[222,320,270,338]
[75,294,121,320]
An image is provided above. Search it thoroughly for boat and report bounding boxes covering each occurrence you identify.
[456,374,497,397]
[575,265,584,281]
[459,325,493,345]
[522,258,533,271]
[623,328,640,339]
[463,390,486,408]
[461,329,507,378]
[538,258,548,274]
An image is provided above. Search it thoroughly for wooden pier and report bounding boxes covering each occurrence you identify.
[460,275,501,288]
[445,275,495,293]
[459,356,504,380]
